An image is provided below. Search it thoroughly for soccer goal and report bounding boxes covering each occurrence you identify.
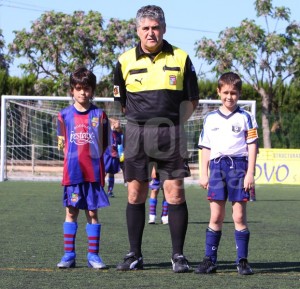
[0,96,256,182]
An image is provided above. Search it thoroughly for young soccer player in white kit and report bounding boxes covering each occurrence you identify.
[196,72,258,275]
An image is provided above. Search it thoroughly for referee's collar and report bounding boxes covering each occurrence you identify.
[135,40,174,60]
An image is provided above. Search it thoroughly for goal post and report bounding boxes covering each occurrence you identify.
[0,96,256,182]
[0,95,116,182]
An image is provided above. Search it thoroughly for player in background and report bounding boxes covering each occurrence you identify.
[56,67,110,269]
[148,167,168,224]
[104,118,122,197]
[117,129,126,186]
[196,72,258,275]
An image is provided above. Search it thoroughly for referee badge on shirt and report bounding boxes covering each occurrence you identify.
[113,85,120,97]
[169,75,177,85]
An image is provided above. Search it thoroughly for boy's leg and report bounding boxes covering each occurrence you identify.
[86,222,107,269]
[148,197,157,224]
[195,200,225,274]
[107,173,115,197]
[195,227,221,274]
[161,199,168,224]
[235,228,250,263]
[235,228,253,275]
[205,227,222,264]
[232,201,253,275]
[57,221,78,268]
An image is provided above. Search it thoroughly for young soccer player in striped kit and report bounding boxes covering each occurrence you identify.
[56,67,110,269]
[196,72,258,275]
[104,118,123,198]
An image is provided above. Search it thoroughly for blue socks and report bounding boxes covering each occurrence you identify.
[149,198,157,216]
[161,200,168,217]
[205,227,222,264]
[86,223,101,257]
[205,227,250,264]
[63,222,78,258]
[235,229,250,263]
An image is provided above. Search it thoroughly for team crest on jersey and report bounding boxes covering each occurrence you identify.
[113,85,120,97]
[232,123,241,133]
[169,75,177,85]
[91,117,99,127]
[71,193,78,203]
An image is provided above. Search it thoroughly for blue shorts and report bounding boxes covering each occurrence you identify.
[63,182,110,210]
[104,154,120,174]
[149,178,161,190]
[207,157,250,202]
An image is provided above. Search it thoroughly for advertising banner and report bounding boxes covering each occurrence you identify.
[198,149,300,185]
[255,149,300,185]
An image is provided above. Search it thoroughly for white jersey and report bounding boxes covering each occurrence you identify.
[198,106,258,160]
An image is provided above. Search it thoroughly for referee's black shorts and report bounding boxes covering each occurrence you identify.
[124,121,190,182]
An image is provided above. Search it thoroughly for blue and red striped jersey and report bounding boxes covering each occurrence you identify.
[57,104,109,186]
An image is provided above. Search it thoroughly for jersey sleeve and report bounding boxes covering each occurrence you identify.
[245,112,258,144]
[183,56,199,101]
[113,61,127,108]
[198,116,211,150]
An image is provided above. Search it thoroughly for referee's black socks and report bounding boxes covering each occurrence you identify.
[168,201,188,257]
[126,203,145,257]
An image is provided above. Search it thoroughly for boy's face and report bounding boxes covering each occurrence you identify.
[111,119,121,131]
[71,84,93,108]
[217,84,240,111]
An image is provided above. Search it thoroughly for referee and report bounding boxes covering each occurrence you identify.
[113,5,199,273]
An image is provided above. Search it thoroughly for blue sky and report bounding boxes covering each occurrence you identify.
[0,0,299,77]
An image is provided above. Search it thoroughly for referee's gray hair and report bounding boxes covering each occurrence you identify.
[136,5,166,27]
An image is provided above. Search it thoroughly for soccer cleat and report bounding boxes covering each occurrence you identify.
[116,252,144,271]
[108,191,115,198]
[194,256,217,274]
[171,253,189,273]
[57,253,76,269]
[148,214,156,224]
[161,215,168,225]
[87,253,107,269]
[237,258,254,275]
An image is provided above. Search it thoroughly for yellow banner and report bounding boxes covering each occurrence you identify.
[198,149,300,185]
[255,149,300,184]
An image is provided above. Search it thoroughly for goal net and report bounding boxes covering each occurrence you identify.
[0,96,256,182]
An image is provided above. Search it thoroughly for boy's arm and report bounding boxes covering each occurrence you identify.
[244,141,257,191]
[57,113,65,150]
[57,136,65,150]
[199,147,210,190]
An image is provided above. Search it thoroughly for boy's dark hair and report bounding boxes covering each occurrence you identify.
[218,72,242,92]
[70,67,97,92]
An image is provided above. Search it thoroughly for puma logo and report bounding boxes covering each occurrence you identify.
[135,78,143,85]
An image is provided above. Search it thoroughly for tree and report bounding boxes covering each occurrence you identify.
[0,29,9,71]
[8,10,137,94]
[195,0,300,148]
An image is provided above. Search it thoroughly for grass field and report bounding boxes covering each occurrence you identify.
[0,182,299,289]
